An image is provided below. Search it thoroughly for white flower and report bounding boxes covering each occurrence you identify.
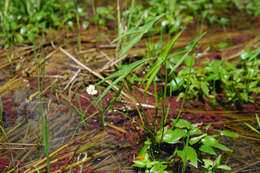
[161,21,167,27]
[77,8,83,13]
[86,85,97,95]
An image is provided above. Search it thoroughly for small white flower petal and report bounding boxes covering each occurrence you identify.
[86,85,97,95]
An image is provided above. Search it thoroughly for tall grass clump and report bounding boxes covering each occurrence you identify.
[32,35,50,172]
[95,8,238,171]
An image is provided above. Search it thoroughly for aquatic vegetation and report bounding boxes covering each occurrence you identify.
[0,0,259,172]
[123,0,260,34]
[0,0,86,47]
[133,119,237,172]
[202,155,231,173]
[90,6,115,28]
[97,26,239,171]
[170,47,260,107]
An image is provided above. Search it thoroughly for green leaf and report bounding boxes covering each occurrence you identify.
[143,31,183,92]
[215,155,222,167]
[199,145,216,155]
[184,56,194,66]
[177,146,198,168]
[83,21,89,30]
[170,77,183,91]
[133,160,147,168]
[244,123,260,135]
[201,81,209,96]
[173,119,192,129]
[15,33,24,44]
[202,159,213,168]
[189,134,206,145]
[96,58,150,104]
[162,129,186,144]
[239,49,251,61]
[112,14,165,43]
[119,33,143,57]
[217,42,228,49]
[190,127,202,135]
[220,130,239,138]
[256,114,260,128]
[201,136,231,151]
[168,32,206,76]
[218,165,231,170]
[248,47,260,61]
[117,14,164,58]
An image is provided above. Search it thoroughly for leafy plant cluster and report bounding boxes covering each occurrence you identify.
[170,48,260,105]
[234,0,260,16]
[90,6,115,28]
[133,119,237,173]
[96,21,238,171]
[0,0,86,48]
[123,0,259,34]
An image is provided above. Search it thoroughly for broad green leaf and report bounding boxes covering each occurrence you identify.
[173,119,192,129]
[190,127,202,135]
[184,56,194,66]
[218,165,231,170]
[213,143,231,152]
[150,162,168,173]
[162,129,186,144]
[215,155,222,167]
[201,136,231,151]
[170,77,183,91]
[201,81,209,96]
[136,143,150,161]
[199,145,216,155]
[133,160,147,168]
[189,134,206,145]
[201,136,217,145]
[177,146,198,168]
[220,130,239,138]
[202,159,213,167]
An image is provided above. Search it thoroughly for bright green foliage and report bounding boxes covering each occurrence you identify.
[123,0,259,34]
[90,6,115,27]
[134,118,237,172]
[202,155,231,173]
[171,48,260,105]
[234,0,260,16]
[0,0,86,47]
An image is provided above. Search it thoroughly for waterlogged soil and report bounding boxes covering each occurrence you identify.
[0,7,260,173]
[0,73,260,172]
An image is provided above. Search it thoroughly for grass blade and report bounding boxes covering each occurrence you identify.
[143,31,183,92]
[96,57,150,104]
[244,122,260,135]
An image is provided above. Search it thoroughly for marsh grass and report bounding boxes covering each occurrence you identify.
[32,36,50,172]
